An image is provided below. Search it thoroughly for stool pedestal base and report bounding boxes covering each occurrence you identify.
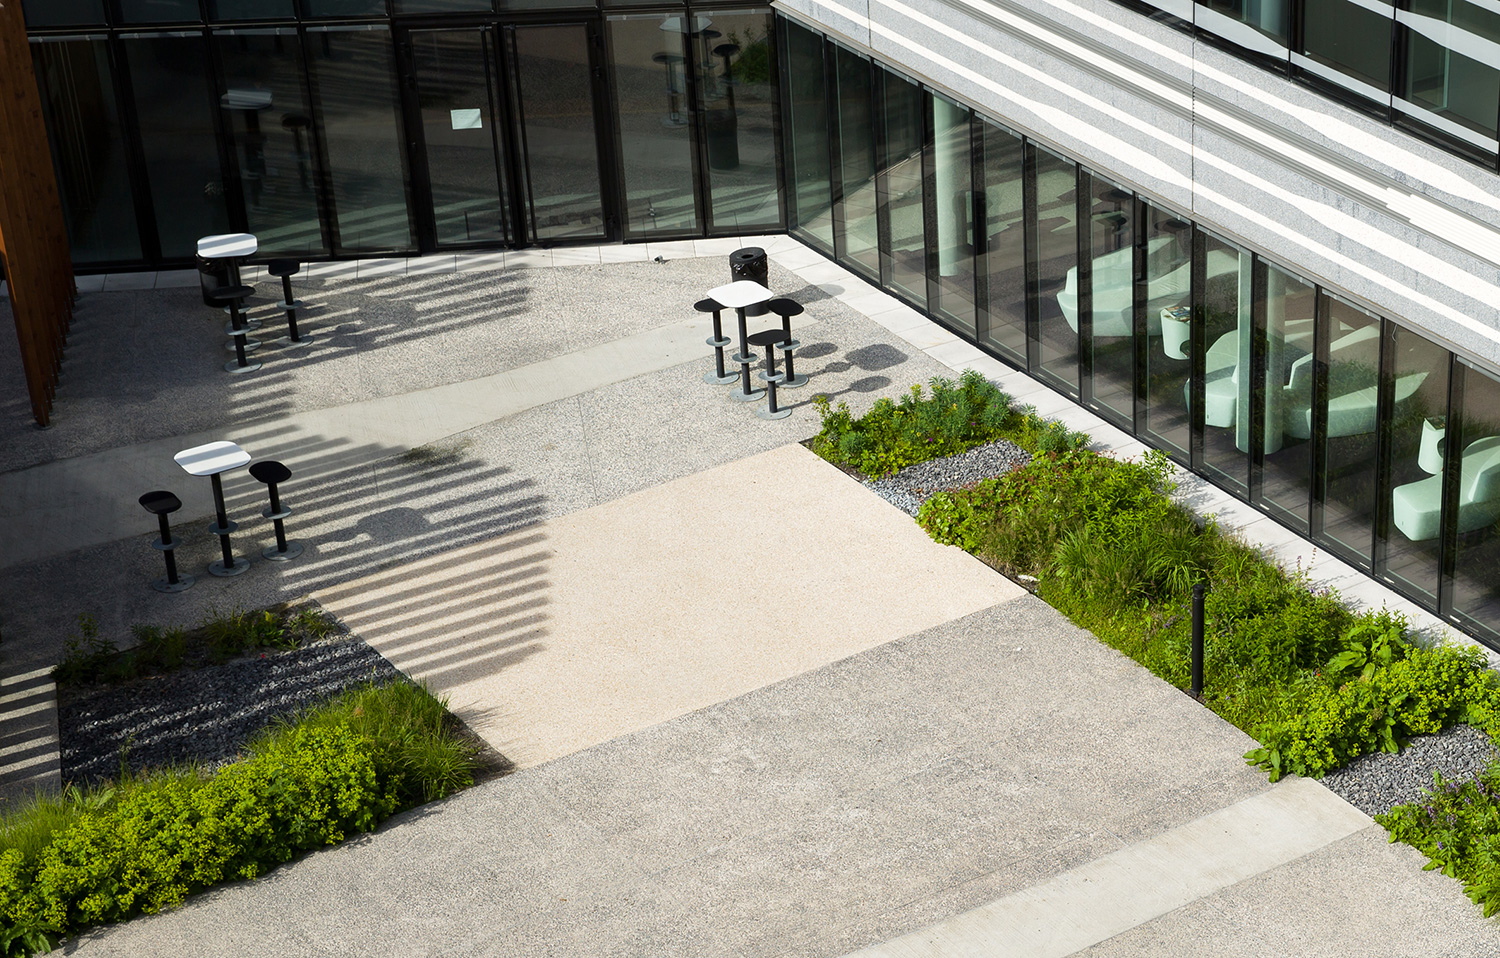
[263,542,304,562]
[151,574,196,594]
[208,556,250,577]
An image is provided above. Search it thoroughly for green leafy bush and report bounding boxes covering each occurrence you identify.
[1378,767,1500,917]
[0,682,475,954]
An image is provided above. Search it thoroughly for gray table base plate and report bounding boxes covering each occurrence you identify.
[276,300,307,310]
[224,337,263,353]
[782,373,810,388]
[263,542,304,562]
[151,575,195,594]
[704,370,739,385]
[755,405,792,421]
[208,557,251,577]
[732,387,766,402]
[224,359,263,374]
[273,334,315,350]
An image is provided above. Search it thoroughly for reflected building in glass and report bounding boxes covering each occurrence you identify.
[13,0,1500,648]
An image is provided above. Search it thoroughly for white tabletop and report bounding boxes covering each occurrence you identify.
[198,233,258,259]
[221,90,273,111]
[174,440,251,477]
[707,280,773,309]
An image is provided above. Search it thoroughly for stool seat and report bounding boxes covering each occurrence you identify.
[767,298,804,317]
[694,298,723,313]
[267,258,301,279]
[249,459,292,485]
[139,490,182,515]
[747,329,788,348]
[207,285,254,306]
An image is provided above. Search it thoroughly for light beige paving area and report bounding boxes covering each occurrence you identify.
[317,443,1021,768]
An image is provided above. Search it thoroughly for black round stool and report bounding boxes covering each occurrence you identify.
[249,460,302,561]
[208,286,262,374]
[766,298,808,388]
[267,259,313,349]
[747,328,791,420]
[695,297,737,386]
[139,491,194,593]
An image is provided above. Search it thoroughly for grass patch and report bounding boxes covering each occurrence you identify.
[0,680,477,955]
[397,438,473,470]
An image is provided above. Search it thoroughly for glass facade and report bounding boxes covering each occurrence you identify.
[23,4,782,263]
[781,20,1500,649]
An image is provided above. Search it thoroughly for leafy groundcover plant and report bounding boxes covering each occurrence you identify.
[0,681,476,957]
[1378,768,1500,916]
[817,380,1500,914]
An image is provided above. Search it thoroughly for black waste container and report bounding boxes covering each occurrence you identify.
[197,254,230,307]
[730,247,768,316]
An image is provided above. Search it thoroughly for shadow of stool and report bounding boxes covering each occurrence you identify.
[139,491,194,593]
[209,285,262,374]
[250,460,303,561]
[267,259,313,349]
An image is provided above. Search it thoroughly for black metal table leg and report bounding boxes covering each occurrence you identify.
[206,472,249,576]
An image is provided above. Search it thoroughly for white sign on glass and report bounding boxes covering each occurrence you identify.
[450,109,483,131]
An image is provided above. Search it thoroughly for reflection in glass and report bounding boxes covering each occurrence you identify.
[835,45,878,279]
[932,95,974,337]
[1198,0,1290,50]
[784,21,832,249]
[1383,328,1449,603]
[609,14,699,236]
[210,0,296,17]
[980,121,1025,363]
[395,0,492,10]
[21,0,106,27]
[880,70,926,310]
[1401,0,1500,148]
[118,0,201,21]
[1080,175,1135,425]
[1034,145,1078,393]
[1142,204,1192,456]
[216,30,324,256]
[1257,262,1317,532]
[411,30,506,247]
[302,0,388,15]
[31,40,143,265]
[308,29,413,252]
[1199,232,1250,496]
[1300,0,1392,94]
[1316,294,1382,566]
[698,10,780,234]
[122,36,232,259]
[513,25,606,241]
[1451,364,1500,636]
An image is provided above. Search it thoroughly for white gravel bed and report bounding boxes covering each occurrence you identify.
[863,440,1032,516]
[1322,723,1497,818]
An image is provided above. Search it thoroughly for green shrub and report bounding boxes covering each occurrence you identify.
[0,681,475,954]
[1378,765,1500,917]
[51,616,116,687]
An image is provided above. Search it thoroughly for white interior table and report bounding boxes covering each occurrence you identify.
[707,280,774,402]
[174,440,252,577]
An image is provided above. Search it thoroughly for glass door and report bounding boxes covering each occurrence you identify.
[508,23,611,243]
[406,27,510,249]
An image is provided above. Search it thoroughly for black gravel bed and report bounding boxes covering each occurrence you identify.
[59,639,403,787]
[864,440,1032,516]
[1322,723,1498,818]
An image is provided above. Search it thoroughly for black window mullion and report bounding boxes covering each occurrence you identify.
[107,34,163,264]
[394,29,436,254]
[204,30,249,236]
[921,90,939,314]
[1131,197,1148,438]
[825,40,845,260]
[1076,169,1093,405]
[679,16,711,238]
[971,115,990,346]
[300,26,340,254]
[502,26,537,246]
[874,66,894,289]
[1437,356,1466,616]
[481,27,515,247]
[1189,226,1207,472]
[1249,257,1268,505]
[1022,141,1039,373]
[1309,287,1330,539]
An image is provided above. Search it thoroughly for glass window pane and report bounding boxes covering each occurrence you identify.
[1301,0,1392,93]
[215,29,325,257]
[880,70,925,309]
[784,21,832,249]
[980,120,1025,363]
[513,24,606,241]
[1258,262,1317,532]
[209,0,296,17]
[411,30,506,247]
[1083,175,1136,425]
[1383,327,1449,603]
[1400,0,1500,145]
[31,39,143,265]
[835,45,877,278]
[608,14,700,236]
[1141,205,1192,456]
[699,10,780,234]
[1451,362,1500,637]
[933,95,975,337]
[1034,144,1078,393]
[302,0,388,15]
[308,29,413,252]
[395,0,491,11]
[118,0,202,22]
[1316,294,1382,566]
[1199,232,1251,496]
[1197,0,1290,49]
[21,0,106,28]
[121,36,232,260]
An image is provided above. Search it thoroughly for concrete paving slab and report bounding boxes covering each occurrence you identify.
[0,666,60,804]
[316,444,1022,768]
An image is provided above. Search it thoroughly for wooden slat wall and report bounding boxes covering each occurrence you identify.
[0,0,75,428]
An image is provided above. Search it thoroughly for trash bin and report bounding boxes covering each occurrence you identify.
[197,253,230,307]
[730,247,768,317]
